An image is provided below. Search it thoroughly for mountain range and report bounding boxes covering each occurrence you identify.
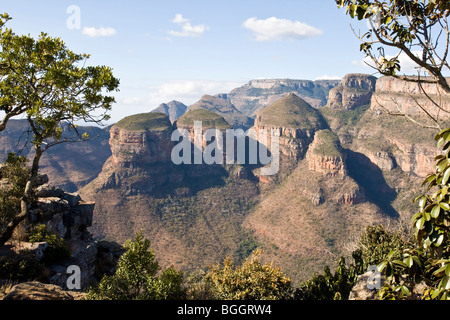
[0,74,444,284]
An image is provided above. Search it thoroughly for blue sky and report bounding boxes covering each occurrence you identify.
[2,0,378,123]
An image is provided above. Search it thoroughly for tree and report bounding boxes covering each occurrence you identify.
[338,0,450,299]
[87,233,185,300]
[204,249,292,300]
[0,14,119,245]
[0,153,31,236]
[337,0,450,129]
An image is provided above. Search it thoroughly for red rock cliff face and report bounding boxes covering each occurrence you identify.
[327,74,377,110]
[307,154,347,177]
[305,130,347,177]
[370,76,450,120]
[254,118,316,160]
[109,126,174,166]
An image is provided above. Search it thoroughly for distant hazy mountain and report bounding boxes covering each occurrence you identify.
[151,100,187,122]
[0,120,111,192]
[224,78,341,117]
[188,94,254,129]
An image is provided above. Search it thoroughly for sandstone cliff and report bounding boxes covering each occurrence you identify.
[306,129,347,177]
[370,76,450,123]
[326,73,377,110]
[254,93,327,161]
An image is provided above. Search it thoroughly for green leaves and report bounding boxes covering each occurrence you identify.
[87,233,185,300]
[0,18,120,146]
[431,205,441,219]
[205,250,293,300]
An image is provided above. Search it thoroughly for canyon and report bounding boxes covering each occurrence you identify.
[0,74,443,284]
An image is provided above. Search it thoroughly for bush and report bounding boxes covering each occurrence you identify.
[0,250,43,281]
[294,224,407,300]
[294,256,361,300]
[87,233,185,300]
[357,225,406,271]
[204,249,292,300]
[29,224,70,265]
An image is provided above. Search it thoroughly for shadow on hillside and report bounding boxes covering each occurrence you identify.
[345,149,399,218]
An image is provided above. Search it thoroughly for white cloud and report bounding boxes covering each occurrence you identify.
[168,14,209,37]
[242,17,322,41]
[82,26,116,37]
[315,75,341,81]
[148,80,243,106]
[172,13,189,25]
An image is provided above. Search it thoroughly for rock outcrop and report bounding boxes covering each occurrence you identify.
[0,171,124,294]
[151,100,187,122]
[109,124,173,166]
[306,129,347,177]
[88,110,233,196]
[3,281,78,300]
[254,93,327,161]
[370,76,450,121]
[326,73,377,110]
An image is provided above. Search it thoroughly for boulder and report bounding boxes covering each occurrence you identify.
[348,271,384,300]
[36,184,65,198]
[3,282,75,300]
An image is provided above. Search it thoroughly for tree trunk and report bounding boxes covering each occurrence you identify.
[0,146,42,246]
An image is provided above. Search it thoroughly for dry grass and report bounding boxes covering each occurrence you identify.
[0,280,17,299]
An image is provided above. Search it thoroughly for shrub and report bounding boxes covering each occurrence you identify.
[0,250,43,281]
[357,225,406,271]
[204,249,292,300]
[294,256,361,300]
[29,224,70,265]
[87,233,185,300]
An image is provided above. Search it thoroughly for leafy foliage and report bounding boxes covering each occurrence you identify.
[204,249,292,300]
[0,12,119,246]
[336,0,450,78]
[0,250,43,281]
[0,20,120,135]
[295,250,365,300]
[375,129,450,299]
[29,224,70,265]
[87,233,185,300]
[357,225,406,270]
[0,153,31,233]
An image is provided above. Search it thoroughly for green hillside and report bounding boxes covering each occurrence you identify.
[115,112,172,131]
[257,93,326,130]
[176,109,231,130]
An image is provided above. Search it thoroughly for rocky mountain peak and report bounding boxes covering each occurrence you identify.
[326,73,377,110]
[151,100,187,122]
